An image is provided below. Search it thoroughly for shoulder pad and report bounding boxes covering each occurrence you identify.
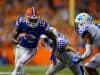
[17,16,25,23]
[39,20,49,28]
[18,16,26,23]
[96,24,100,25]
[39,20,46,25]
[95,24,100,29]
[16,16,26,26]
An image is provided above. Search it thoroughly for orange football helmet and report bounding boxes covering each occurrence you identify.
[25,7,40,27]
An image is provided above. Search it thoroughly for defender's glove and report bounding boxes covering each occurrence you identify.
[50,54,57,65]
[71,56,83,65]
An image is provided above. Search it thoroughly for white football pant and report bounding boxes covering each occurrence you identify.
[12,45,37,75]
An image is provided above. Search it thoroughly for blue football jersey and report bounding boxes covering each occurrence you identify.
[16,16,50,48]
[40,33,68,50]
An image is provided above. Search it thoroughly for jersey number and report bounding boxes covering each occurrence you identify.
[27,34,36,43]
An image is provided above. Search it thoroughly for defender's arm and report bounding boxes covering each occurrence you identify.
[65,45,78,53]
[81,32,93,59]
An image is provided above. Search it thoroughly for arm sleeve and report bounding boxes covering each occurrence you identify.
[79,26,93,59]
[81,44,92,59]
[45,26,57,57]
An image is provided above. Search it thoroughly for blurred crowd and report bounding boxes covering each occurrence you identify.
[0,0,99,64]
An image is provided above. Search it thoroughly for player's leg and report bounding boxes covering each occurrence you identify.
[70,62,88,75]
[62,51,88,75]
[12,45,23,75]
[17,48,36,75]
[12,45,36,75]
[85,66,98,75]
[46,59,66,75]
[85,53,100,75]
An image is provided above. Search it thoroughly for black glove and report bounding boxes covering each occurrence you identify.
[50,54,57,65]
[71,56,83,65]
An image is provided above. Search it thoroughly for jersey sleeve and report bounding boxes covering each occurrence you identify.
[44,22,50,32]
[78,26,90,38]
[15,17,23,31]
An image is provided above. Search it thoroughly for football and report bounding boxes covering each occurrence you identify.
[17,33,28,40]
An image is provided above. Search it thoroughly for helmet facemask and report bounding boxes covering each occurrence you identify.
[25,7,40,28]
[26,16,39,28]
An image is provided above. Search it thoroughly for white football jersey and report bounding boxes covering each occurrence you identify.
[79,24,100,48]
[40,33,68,50]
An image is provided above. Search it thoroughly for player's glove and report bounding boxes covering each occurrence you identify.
[11,38,19,44]
[50,54,57,65]
[71,56,83,65]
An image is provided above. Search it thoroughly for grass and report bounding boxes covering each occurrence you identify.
[0,65,100,75]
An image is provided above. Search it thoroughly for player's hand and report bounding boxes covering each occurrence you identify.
[40,41,47,47]
[11,38,19,44]
[18,33,27,40]
[50,54,57,65]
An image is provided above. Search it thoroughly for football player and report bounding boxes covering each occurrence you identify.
[11,7,57,75]
[40,27,88,75]
[75,12,100,75]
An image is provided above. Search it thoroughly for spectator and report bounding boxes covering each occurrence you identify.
[0,50,8,65]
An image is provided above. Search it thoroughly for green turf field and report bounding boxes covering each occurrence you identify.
[0,65,100,75]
